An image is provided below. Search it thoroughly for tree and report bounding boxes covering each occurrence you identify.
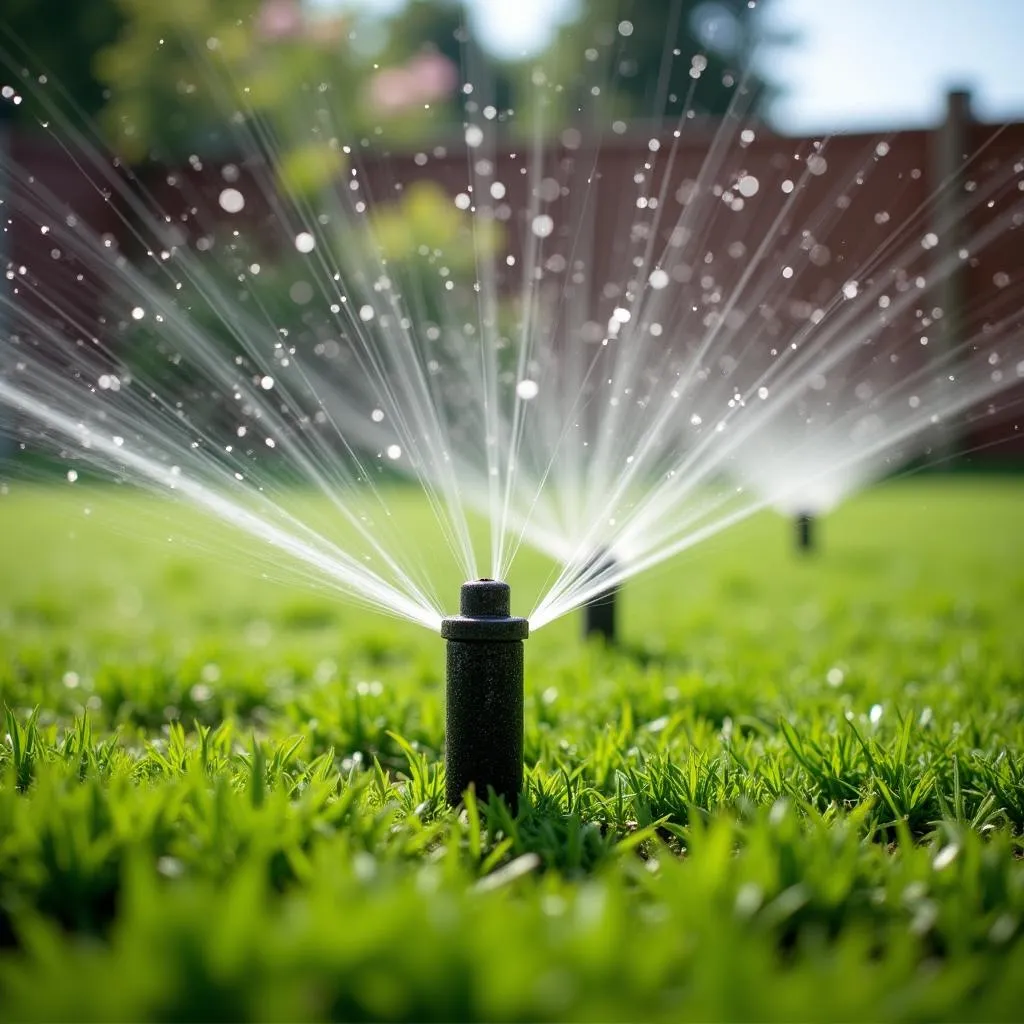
[0,0,123,125]
[541,0,775,122]
[377,0,517,122]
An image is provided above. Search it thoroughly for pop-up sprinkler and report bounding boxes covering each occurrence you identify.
[582,553,619,643]
[441,579,528,810]
[796,512,816,553]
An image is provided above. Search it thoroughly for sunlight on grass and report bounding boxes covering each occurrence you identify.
[0,477,1022,1020]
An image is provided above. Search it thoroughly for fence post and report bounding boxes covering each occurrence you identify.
[0,113,11,460]
[929,88,972,463]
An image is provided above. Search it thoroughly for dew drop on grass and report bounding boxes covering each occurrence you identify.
[386,444,402,461]
[294,232,315,254]
[260,376,274,390]
[131,306,145,320]
[371,409,385,423]
[66,470,78,483]
[516,379,539,400]
[464,124,484,148]
[648,268,669,290]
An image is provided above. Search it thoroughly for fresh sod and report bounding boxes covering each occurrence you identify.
[0,477,1022,1020]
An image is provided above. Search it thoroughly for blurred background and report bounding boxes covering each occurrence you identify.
[5,0,1024,472]
[5,0,1024,141]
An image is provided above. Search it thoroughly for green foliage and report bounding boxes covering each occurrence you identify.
[541,0,775,123]
[0,0,123,125]
[0,479,1023,1019]
[92,0,365,175]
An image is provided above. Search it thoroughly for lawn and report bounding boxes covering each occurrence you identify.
[1,477,1023,1021]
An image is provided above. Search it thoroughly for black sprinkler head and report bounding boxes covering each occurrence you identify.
[582,553,619,644]
[796,512,816,553]
[441,579,529,810]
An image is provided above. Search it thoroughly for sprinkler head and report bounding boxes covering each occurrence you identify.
[582,552,619,644]
[795,512,816,553]
[441,579,529,810]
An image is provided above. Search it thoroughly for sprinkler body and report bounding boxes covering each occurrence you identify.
[583,554,619,643]
[796,513,816,553]
[441,580,528,810]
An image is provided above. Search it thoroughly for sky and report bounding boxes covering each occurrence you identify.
[324,0,1024,132]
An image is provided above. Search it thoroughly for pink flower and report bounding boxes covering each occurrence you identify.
[367,50,458,114]
[256,0,303,40]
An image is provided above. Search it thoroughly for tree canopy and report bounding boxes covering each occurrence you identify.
[1,0,778,155]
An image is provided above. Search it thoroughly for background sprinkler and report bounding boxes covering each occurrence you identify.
[441,579,529,810]
[796,513,816,553]
[583,553,620,643]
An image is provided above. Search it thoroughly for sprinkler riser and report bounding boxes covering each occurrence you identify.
[583,552,619,644]
[583,584,618,642]
[442,580,528,811]
[796,513,816,553]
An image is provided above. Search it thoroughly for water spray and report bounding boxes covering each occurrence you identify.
[441,579,528,810]
[795,513,816,553]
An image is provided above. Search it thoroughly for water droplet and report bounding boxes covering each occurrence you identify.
[359,305,375,322]
[464,125,484,148]
[531,214,554,238]
[260,376,274,390]
[131,306,145,320]
[648,268,669,290]
[516,379,539,400]
[386,444,402,460]
[66,469,78,483]
[371,409,385,423]
[736,174,759,197]
[294,232,315,254]
[218,188,245,213]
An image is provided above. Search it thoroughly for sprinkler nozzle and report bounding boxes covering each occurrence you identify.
[441,579,528,810]
[583,553,619,644]
[796,513,815,553]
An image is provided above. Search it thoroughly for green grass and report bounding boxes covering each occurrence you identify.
[1,477,1023,1021]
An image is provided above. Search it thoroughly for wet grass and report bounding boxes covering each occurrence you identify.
[0,476,1023,1021]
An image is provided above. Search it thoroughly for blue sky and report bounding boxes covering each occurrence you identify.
[323,0,1024,131]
